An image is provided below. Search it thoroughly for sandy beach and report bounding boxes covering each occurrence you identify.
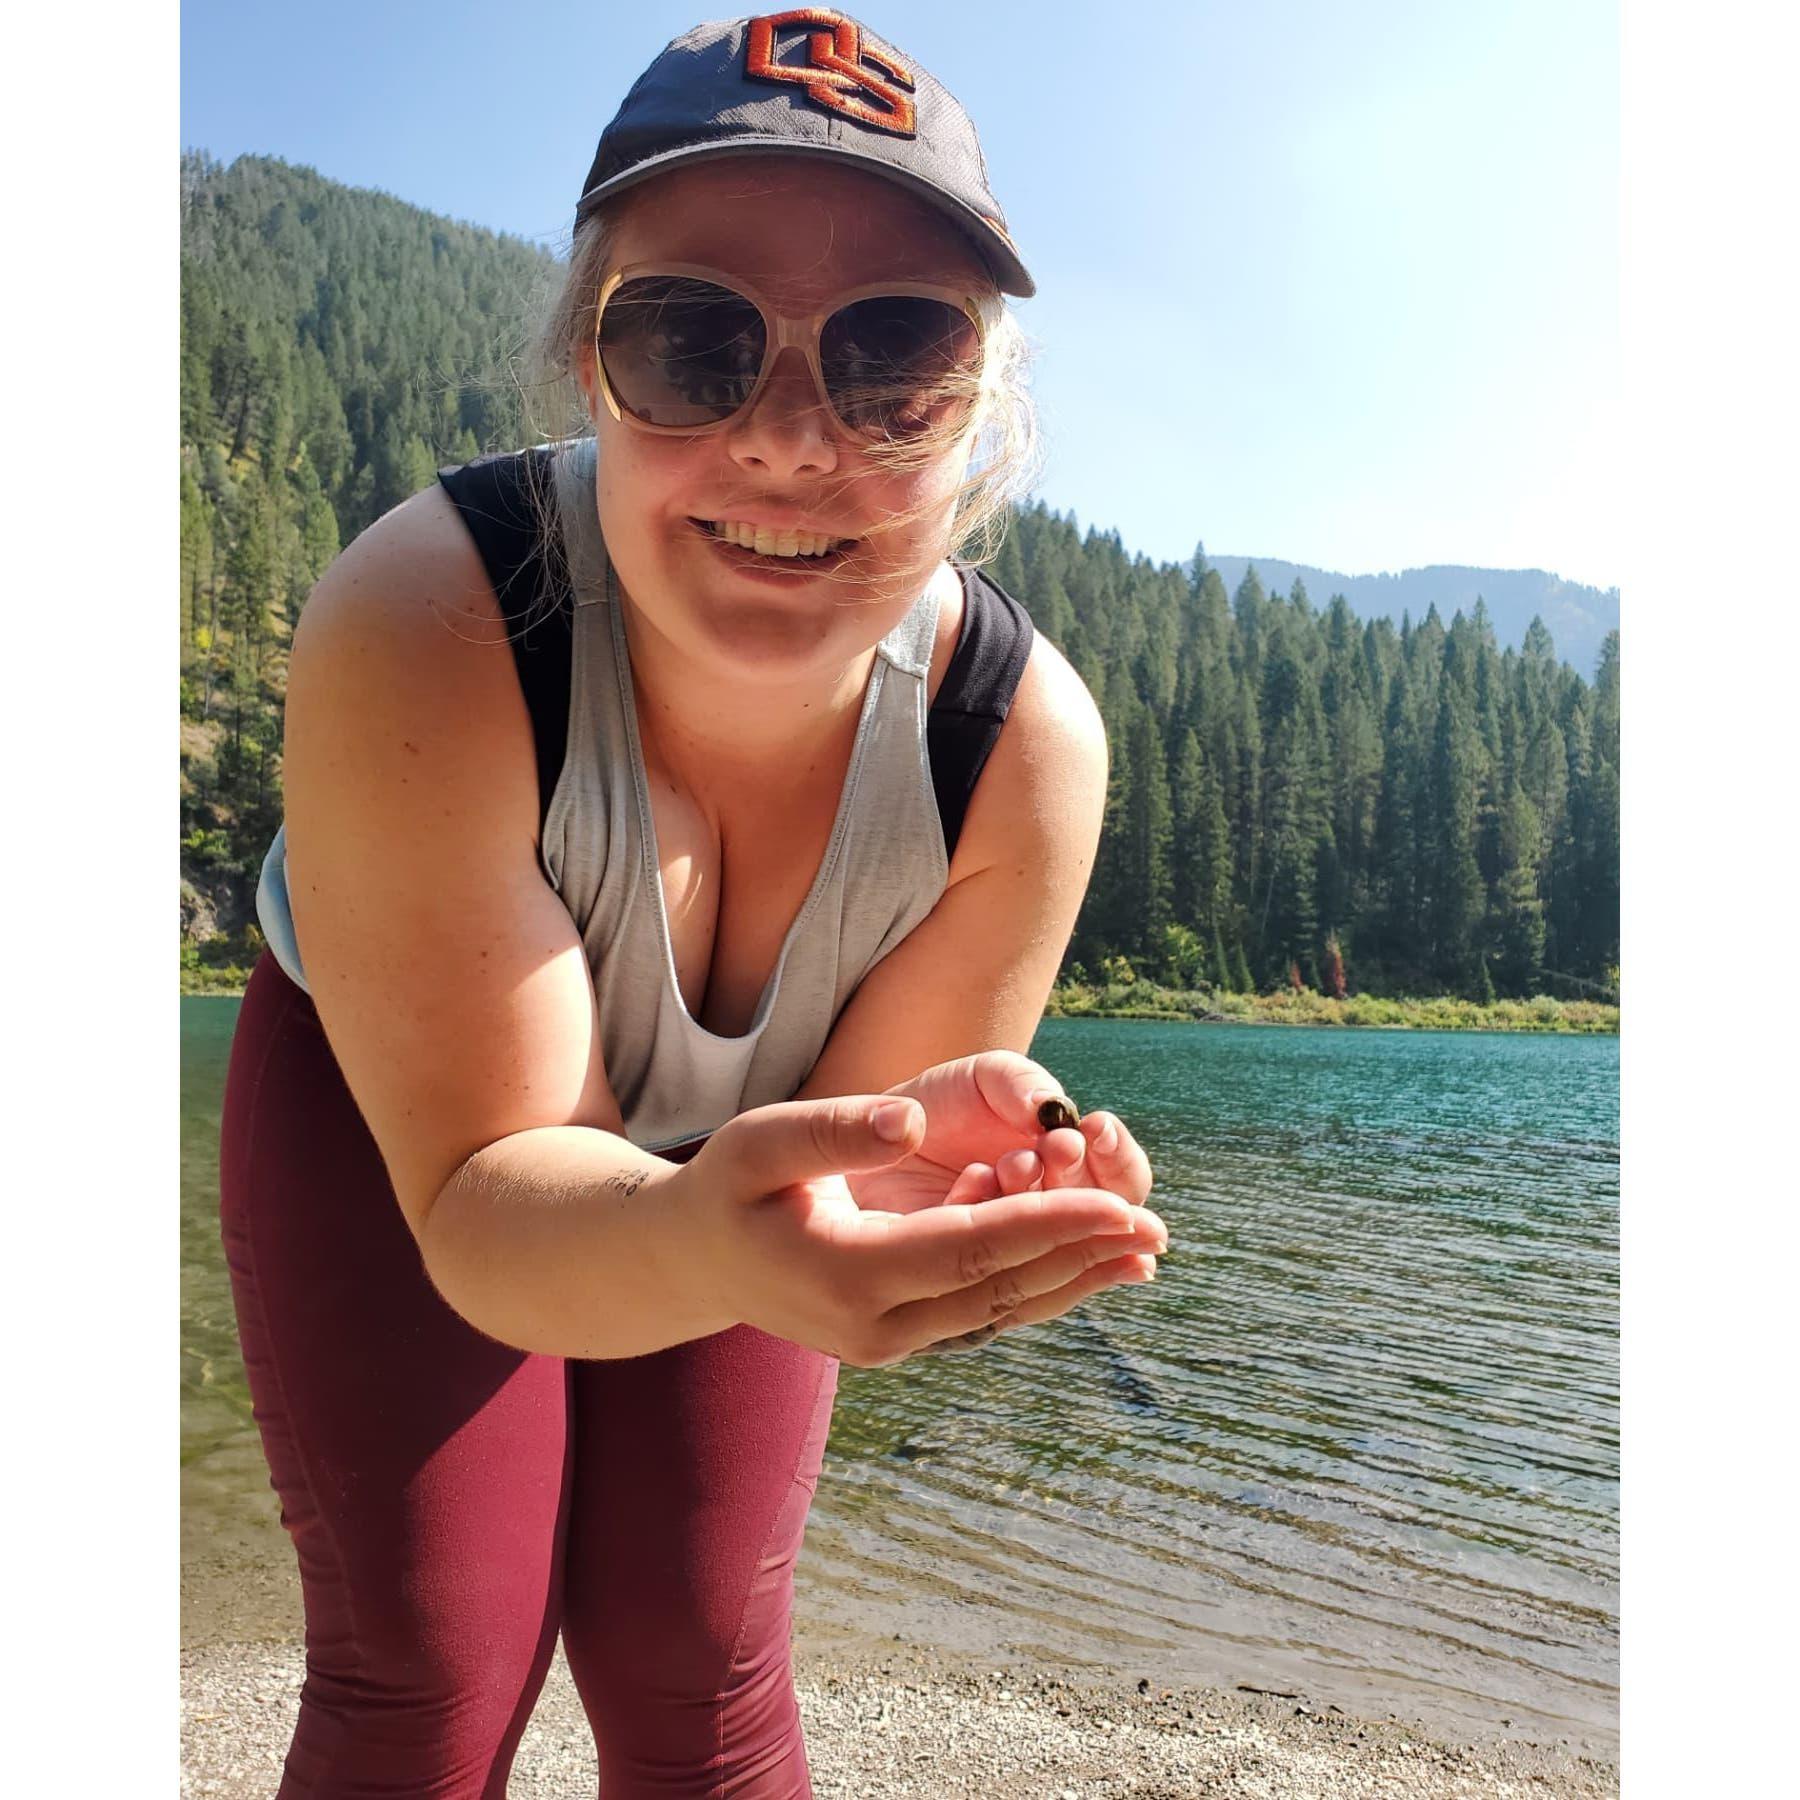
[181,1630,1618,1797]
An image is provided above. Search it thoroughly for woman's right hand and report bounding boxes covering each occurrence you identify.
[669,1095,1168,1366]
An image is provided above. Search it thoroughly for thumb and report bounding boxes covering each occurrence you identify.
[967,1049,1075,1136]
[709,1095,923,1199]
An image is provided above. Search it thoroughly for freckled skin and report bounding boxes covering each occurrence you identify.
[1036,1096,1081,1133]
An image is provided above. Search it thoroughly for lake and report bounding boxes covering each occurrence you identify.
[181,1002,1618,1750]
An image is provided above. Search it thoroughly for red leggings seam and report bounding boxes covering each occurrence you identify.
[710,1348,831,1797]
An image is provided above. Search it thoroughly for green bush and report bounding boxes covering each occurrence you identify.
[1153,923,1205,990]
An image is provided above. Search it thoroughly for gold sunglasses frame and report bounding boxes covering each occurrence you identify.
[591,260,1002,442]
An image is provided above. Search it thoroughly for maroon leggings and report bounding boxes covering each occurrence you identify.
[219,951,839,1798]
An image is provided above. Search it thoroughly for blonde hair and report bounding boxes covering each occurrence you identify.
[508,194,1042,617]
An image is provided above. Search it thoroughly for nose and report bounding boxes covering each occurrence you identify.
[724,346,841,480]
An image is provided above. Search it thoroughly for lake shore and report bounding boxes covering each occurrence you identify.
[1045,981,1619,1033]
[179,964,1620,1032]
[181,1633,1618,1798]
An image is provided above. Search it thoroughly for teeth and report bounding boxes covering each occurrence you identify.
[704,520,846,557]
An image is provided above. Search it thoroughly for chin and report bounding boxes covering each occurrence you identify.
[672,537,916,674]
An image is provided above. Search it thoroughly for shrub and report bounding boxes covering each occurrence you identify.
[1154,922,1205,990]
[1322,933,1347,1000]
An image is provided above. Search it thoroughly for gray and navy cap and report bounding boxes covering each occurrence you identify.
[574,10,1035,298]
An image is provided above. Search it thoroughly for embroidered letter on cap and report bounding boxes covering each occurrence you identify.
[745,9,918,135]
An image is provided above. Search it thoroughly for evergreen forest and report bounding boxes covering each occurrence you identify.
[179,153,1620,1004]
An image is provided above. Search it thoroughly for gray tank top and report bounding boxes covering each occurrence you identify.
[256,437,950,1154]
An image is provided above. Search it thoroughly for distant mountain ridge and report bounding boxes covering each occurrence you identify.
[1199,556,1619,680]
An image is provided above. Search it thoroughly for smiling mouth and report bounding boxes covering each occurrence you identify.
[691,518,859,560]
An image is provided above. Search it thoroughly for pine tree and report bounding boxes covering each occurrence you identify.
[1168,727,1206,928]
[1231,940,1255,994]
[1210,922,1232,991]
[1427,688,1485,991]
[1120,702,1175,953]
[1490,781,1546,995]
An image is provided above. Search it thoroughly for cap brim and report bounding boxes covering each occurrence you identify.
[574,138,1035,299]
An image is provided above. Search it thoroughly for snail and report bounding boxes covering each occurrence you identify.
[1035,1094,1081,1133]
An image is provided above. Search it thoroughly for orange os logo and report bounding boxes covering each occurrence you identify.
[744,9,918,136]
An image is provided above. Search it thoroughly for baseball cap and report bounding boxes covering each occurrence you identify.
[573,11,1035,298]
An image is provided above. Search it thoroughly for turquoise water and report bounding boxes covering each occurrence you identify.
[181,1002,1617,1745]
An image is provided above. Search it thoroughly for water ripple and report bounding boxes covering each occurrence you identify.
[811,1021,1618,1744]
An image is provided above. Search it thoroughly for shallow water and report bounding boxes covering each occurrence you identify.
[180,1002,1617,1747]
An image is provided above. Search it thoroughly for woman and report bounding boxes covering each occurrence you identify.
[221,14,1167,1796]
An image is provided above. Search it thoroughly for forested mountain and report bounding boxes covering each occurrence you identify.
[1200,556,1619,681]
[180,153,1619,1001]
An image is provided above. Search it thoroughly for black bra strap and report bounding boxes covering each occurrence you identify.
[928,563,1036,864]
[436,448,572,822]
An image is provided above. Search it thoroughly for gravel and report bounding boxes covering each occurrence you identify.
[181,1638,1619,1797]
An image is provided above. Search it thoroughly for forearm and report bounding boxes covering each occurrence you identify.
[419,1126,736,1359]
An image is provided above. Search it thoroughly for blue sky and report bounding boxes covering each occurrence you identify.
[181,0,1617,589]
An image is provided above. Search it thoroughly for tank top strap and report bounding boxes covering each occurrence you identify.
[872,574,941,678]
[436,437,1035,867]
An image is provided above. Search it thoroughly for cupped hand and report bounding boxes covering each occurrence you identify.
[915,1151,1162,1347]
[842,1050,1154,1216]
[674,1093,1164,1367]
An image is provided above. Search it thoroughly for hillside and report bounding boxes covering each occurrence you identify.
[179,152,1619,1003]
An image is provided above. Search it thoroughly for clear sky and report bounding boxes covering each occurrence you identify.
[180,0,1618,589]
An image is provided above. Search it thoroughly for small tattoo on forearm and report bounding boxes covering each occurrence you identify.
[602,1166,653,1198]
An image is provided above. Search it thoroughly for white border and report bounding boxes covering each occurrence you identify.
[1622,1,1797,1792]
[4,1,175,1781]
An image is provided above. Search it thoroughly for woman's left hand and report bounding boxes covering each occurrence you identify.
[840,1050,1152,1216]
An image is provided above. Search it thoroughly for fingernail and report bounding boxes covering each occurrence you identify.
[1121,1265,1155,1285]
[1096,1120,1120,1153]
[873,1101,915,1142]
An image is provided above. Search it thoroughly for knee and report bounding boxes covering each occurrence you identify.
[297,1537,557,1714]
[287,1597,554,1796]
[563,1606,808,1799]
[561,1574,744,1703]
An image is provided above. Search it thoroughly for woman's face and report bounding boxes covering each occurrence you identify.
[579,155,994,681]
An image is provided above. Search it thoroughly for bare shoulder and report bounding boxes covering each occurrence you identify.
[1008,630,1107,766]
[946,625,1108,882]
[285,481,536,842]
[295,480,512,657]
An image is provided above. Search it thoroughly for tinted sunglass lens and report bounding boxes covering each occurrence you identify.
[598,277,766,426]
[820,296,981,437]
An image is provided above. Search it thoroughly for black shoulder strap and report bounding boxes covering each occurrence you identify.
[927,563,1036,864]
[427,477,1031,864]
[436,447,572,824]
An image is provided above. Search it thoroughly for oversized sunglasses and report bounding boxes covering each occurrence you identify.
[592,262,1000,442]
